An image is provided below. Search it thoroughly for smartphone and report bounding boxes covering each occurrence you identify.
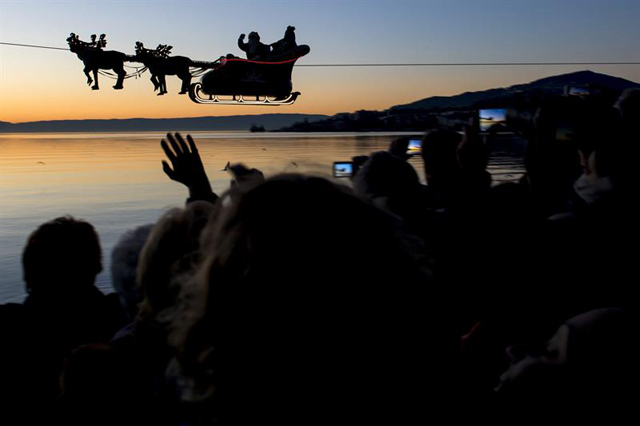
[333,161,353,178]
[406,139,422,156]
[478,108,507,132]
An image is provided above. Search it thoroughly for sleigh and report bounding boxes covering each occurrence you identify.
[189,45,310,106]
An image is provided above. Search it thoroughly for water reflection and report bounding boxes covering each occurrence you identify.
[0,132,421,302]
[0,131,523,302]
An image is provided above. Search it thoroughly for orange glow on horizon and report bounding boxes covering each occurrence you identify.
[2,0,639,124]
[2,46,639,124]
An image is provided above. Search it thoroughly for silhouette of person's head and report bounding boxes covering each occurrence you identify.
[111,223,154,321]
[524,96,584,214]
[574,103,623,181]
[248,31,260,42]
[136,201,213,322]
[174,174,430,424]
[615,88,640,125]
[457,126,489,176]
[421,129,462,187]
[22,216,102,296]
[353,151,423,222]
[613,88,640,191]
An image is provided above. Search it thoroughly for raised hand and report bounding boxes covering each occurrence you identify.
[161,133,216,203]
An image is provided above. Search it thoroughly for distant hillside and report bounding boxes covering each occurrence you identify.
[0,114,329,133]
[391,70,640,111]
[279,71,639,132]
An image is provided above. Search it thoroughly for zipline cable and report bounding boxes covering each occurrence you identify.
[0,41,69,51]
[296,62,640,67]
[98,67,148,79]
[2,41,639,67]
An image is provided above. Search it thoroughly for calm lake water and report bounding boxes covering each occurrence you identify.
[0,131,524,303]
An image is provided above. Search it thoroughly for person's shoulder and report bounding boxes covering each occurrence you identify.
[0,302,24,312]
[80,289,127,332]
[0,302,26,322]
[0,303,31,340]
[102,292,127,322]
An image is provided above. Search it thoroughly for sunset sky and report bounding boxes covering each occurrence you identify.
[1,0,639,123]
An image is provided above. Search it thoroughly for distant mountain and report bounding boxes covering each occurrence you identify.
[0,114,329,133]
[4,71,637,134]
[279,71,639,132]
[391,70,640,111]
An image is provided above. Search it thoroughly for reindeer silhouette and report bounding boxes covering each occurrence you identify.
[134,42,193,95]
[67,33,131,90]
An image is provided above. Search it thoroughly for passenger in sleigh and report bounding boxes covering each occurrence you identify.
[269,26,297,57]
[237,32,271,60]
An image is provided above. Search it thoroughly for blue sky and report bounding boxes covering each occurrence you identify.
[1,0,638,121]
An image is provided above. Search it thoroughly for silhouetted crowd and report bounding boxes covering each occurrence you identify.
[1,88,639,424]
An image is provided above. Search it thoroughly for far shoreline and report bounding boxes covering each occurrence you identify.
[0,130,424,138]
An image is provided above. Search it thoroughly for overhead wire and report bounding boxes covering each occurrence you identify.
[2,41,639,67]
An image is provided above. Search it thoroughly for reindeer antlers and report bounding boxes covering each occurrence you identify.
[133,41,173,58]
[66,32,106,48]
[153,44,173,58]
